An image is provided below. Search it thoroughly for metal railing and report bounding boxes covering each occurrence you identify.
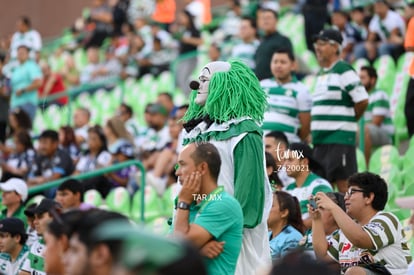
[28,160,146,222]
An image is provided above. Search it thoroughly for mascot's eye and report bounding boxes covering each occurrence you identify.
[199,76,209,83]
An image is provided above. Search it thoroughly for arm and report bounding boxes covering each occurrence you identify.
[354,99,368,121]
[298,112,311,141]
[41,74,57,97]
[16,78,42,96]
[27,172,62,187]
[310,206,332,261]
[173,172,213,248]
[181,36,204,47]
[371,115,385,126]
[234,131,265,228]
[315,192,375,249]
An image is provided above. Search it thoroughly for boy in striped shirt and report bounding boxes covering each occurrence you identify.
[359,66,393,163]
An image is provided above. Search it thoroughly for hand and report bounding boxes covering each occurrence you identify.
[178,172,201,204]
[200,240,225,259]
[307,196,321,221]
[314,192,337,212]
[15,89,24,96]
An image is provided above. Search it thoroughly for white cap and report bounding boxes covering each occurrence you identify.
[0,178,28,202]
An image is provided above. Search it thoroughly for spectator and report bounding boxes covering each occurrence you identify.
[139,36,173,77]
[311,29,368,193]
[79,47,100,84]
[404,1,414,138]
[103,116,134,152]
[157,92,177,117]
[359,66,393,163]
[73,125,112,197]
[255,6,293,80]
[331,9,364,62]
[302,0,329,52]
[83,0,113,48]
[0,178,28,224]
[73,107,91,148]
[207,42,221,62]
[0,218,29,274]
[61,209,128,275]
[27,130,74,187]
[138,103,170,154]
[20,198,62,275]
[0,53,10,143]
[261,49,312,143]
[106,140,137,192]
[59,55,80,89]
[265,151,280,191]
[349,5,369,43]
[354,0,405,61]
[9,16,42,60]
[43,214,67,275]
[10,45,42,122]
[55,179,90,211]
[38,61,68,106]
[110,0,130,36]
[0,108,32,157]
[174,9,203,95]
[1,130,35,181]
[265,131,294,188]
[311,172,411,274]
[395,193,414,274]
[58,125,80,163]
[231,16,259,69]
[116,103,140,139]
[23,203,38,247]
[267,191,304,260]
[152,0,176,30]
[269,250,336,275]
[174,142,243,275]
[284,143,332,228]
[145,115,183,196]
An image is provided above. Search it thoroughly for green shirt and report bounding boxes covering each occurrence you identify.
[192,187,243,275]
[0,205,28,228]
[21,238,46,275]
[311,60,368,145]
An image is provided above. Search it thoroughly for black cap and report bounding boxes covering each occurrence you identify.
[313,29,343,45]
[33,198,61,215]
[0,218,26,236]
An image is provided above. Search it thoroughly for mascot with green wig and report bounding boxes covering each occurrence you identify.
[182,60,272,274]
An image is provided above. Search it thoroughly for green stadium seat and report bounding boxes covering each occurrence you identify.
[352,58,369,72]
[356,148,367,172]
[373,55,396,96]
[83,189,103,207]
[368,145,400,173]
[105,187,131,216]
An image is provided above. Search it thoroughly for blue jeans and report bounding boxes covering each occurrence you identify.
[15,102,37,122]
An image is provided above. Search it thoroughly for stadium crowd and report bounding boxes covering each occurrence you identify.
[0,0,413,274]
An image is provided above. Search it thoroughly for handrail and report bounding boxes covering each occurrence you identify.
[28,160,146,222]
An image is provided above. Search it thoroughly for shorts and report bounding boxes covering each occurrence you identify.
[313,144,357,182]
[366,124,392,147]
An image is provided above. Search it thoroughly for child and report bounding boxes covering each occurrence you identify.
[267,191,305,260]
[106,140,137,194]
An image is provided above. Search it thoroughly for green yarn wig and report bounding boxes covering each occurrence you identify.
[183,59,267,123]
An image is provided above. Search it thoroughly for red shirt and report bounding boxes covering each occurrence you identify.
[38,74,68,105]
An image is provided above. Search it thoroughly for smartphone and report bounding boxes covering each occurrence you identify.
[309,198,318,210]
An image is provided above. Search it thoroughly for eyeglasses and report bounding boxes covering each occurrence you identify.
[313,40,337,47]
[345,189,365,197]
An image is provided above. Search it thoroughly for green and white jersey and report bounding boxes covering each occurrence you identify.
[261,78,312,143]
[364,89,394,136]
[327,212,411,275]
[0,245,29,275]
[284,173,332,219]
[231,39,260,69]
[311,60,369,145]
[21,238,46,275]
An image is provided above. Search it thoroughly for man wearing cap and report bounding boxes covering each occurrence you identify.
[0,178,28,226]
[0,218,29,275]
[20,198,61,275]
[311,28,368,193]
[283,143,332,228]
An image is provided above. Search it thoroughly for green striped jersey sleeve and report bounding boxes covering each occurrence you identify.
[363,212,399,250]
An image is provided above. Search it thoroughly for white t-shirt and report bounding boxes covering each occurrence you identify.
[76,151,112,172]
[369,10,405,42]
[10,30,42,59]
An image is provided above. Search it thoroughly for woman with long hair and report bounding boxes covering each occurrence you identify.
[59,125,80,163]
[267,190,305,260]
